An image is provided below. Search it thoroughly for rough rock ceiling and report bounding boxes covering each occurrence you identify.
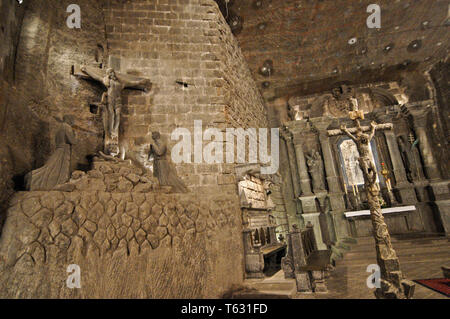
[225,0,450,98]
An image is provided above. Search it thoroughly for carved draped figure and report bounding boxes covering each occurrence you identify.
[149,141,188,193]
[26,123,76,191]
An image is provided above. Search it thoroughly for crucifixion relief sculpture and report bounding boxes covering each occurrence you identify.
[73,64,151,156]
[338,98,415,299]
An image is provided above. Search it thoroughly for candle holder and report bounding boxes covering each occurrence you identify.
[381,163,397,206]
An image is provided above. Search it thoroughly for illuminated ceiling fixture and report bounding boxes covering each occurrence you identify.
[259,60,274,77]
[384,43,395,53]
[348,37,357,45]
[357,46,368,55]
[407,40,422,52]
[253,0,263,9]
[17,0,23,3]
[421,21,430,29]
[258,22,267,30]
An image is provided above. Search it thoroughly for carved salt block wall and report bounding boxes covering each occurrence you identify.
[0,0,26,82]
[268,178,289,237]
[0,188,242,298]
[0,0,108,181]
[239,175,266,209]
[102,0,267,194]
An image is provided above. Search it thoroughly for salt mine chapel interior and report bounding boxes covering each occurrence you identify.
[0,0,449,301]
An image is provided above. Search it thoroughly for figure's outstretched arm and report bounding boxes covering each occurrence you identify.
[81,66,104,84]
[340,124,357,142]
[121,76,151,90]
[369,121,377,141]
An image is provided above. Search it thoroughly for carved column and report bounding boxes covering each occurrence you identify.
[376,112,418,205]
[290,121,313,196]
[280,128,301,199]
[385,131,417,202]
[310,118,345,212]
[404,103,450,235]
[289,121,317,216]
[294,143,312,196]
[405,104,440,180]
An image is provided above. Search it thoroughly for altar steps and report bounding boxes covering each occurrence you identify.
[341,233,449,264]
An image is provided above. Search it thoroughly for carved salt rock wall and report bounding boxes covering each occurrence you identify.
[0,187,241,298]
[60,158,161,193]
[0,143,14,232]
[239,175,267,209]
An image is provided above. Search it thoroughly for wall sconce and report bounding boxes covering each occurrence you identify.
[407,40,422,52]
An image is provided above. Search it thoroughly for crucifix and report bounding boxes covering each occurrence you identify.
[72,64,151,157]
[329,98,415,299]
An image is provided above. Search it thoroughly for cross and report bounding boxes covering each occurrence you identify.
[328,97,415,299]
[72,64,151,156]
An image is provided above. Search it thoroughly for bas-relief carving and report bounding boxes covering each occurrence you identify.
[288,84,400,121]
[25,115,77,191]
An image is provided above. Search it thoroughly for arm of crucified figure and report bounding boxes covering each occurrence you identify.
[369,121,377,141]
[340,124,357,142]
[80,66,104,84]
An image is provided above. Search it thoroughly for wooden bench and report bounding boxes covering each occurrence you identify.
[282,224,332,292]
[298,225,332,272]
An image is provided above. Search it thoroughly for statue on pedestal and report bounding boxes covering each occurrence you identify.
[25,115,77,191]
[397,135,422,182]
[305,150,326,192]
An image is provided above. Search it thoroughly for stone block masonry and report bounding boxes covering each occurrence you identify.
[0,0,270,298]
[103,0,268,193]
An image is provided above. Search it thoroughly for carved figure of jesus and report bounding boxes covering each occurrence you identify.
[80,67,149,141]
[341,121,377,185]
